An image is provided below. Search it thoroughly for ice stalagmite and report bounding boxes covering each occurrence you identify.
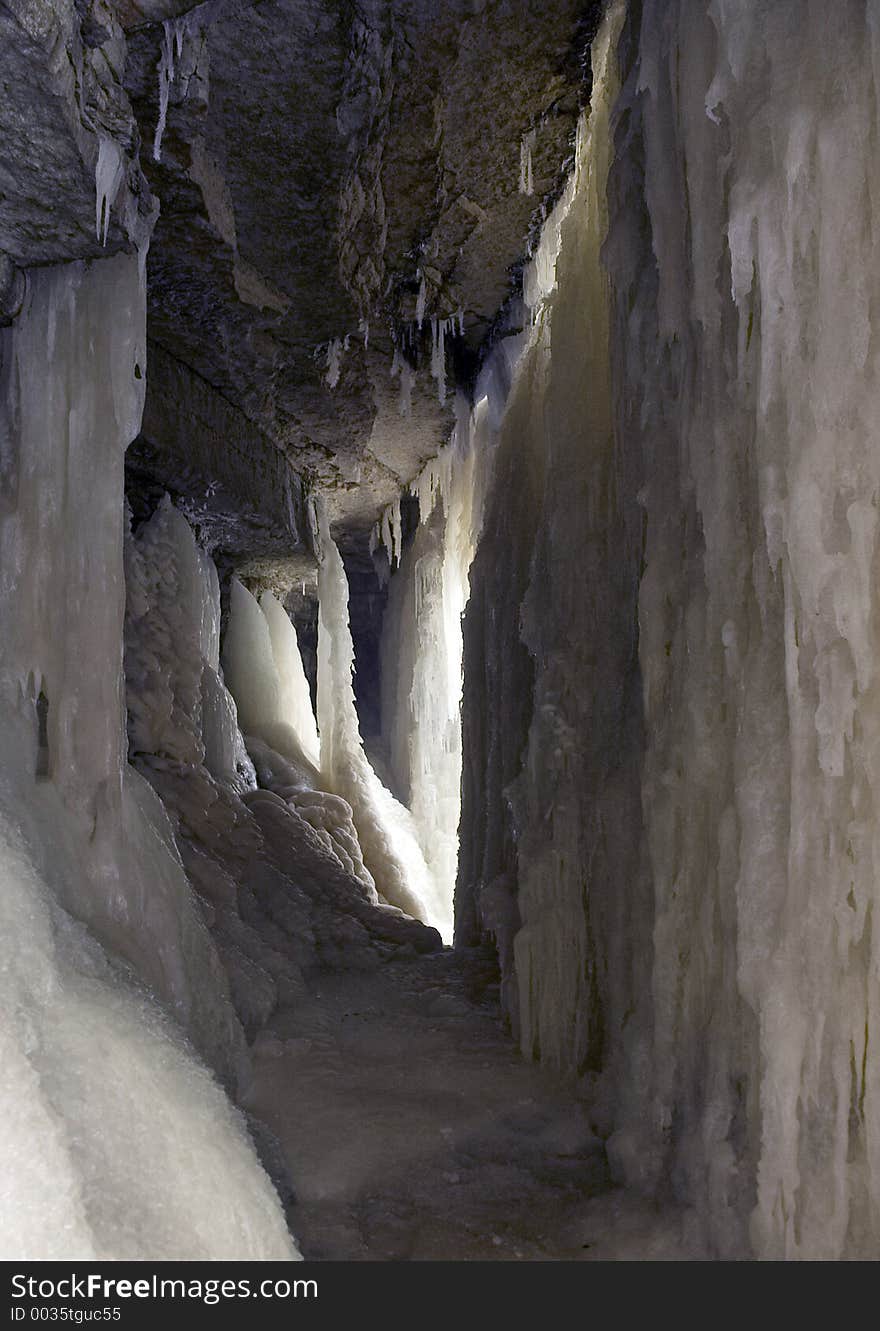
[314,502,446,937]
[260,591,321,771]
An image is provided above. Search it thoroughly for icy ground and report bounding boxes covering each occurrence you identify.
[244,949,706,1261]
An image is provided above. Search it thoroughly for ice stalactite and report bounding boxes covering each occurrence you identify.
[94,137,124,247]
[313,502,447,938]
[430,316,447,406]
[0,254,298,1259]
[324,337,343,390]
[153,16,188,164]
[519,129,535,196]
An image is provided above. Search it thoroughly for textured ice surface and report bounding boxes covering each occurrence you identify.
[457,0,880,1260]
[378,401,483,946]
[611,0,880,1259]
[0,801,297,1261]
[0,254,298,1258]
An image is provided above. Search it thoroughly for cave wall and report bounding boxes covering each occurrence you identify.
[458,0,880,1258]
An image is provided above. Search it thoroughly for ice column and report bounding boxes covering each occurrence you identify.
[222,579,321,775]
[314,502,446,936]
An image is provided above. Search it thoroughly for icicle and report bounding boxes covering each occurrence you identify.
[359,318,369,349]
[153,21,176,163]
[324,337,342,389]
[390,496,402,567]
[94,136,124,246]
[519,128,536,196]
[415,272,426,329]
[430,317,447,406]
[398,362,415,418]
[380,508,393,560]
[457,307,465,337]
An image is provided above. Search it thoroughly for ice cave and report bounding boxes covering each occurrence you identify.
[1,0,879,1267]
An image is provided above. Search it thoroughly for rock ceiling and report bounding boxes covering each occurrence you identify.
[2,0,599,571]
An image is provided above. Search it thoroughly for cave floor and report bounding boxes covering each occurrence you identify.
[243,949,697,1261]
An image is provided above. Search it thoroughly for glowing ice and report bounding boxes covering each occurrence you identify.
[313,502,447,937]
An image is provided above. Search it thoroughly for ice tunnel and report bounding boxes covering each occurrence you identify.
[3,0,880,1271]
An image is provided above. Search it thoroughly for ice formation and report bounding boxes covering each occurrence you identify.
[222,579,321,774]
[379,406,481,939]
[260,592,322,771]
[324,337,343,389]
[313,502,449,938]
[519,128,536,196]
[94,136,124,246]
[0,254,299,1259]
[430,316,448,406]
[221,578,376,891]
[125,497,256,797]
[415,272,427,329]
[391,345,416,418]
[153,17,188,163]
[0,806,295,1262]
[453,0,880,1260]
[610,0,880,1259]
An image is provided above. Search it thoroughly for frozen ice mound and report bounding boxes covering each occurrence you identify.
[0,805,299,1261]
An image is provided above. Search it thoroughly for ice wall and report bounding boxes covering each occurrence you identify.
[457,0,641,1068]
[458,0,880,1260]
[0,254,299,1259]
[610,0,880,1259]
